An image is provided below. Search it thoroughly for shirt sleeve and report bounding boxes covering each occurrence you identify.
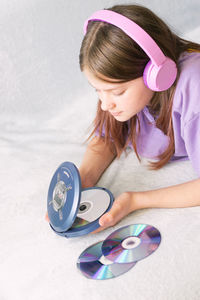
[183,113,200,177]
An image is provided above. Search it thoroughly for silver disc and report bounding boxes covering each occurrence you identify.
[77,241,136,280]
[102,224,161,263]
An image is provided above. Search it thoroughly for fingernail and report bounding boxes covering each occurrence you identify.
[99,220,104,227]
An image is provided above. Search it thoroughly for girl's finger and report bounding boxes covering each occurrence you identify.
[45,212,50,222]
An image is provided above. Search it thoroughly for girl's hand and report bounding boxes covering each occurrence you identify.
[92,191,139,234]
[45,192,139,232]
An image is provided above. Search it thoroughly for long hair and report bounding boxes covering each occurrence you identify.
[79,4,200,169]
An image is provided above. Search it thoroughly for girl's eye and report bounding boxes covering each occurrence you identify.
[113,90,125,96]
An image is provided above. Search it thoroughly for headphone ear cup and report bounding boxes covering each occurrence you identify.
[143,58,177,91]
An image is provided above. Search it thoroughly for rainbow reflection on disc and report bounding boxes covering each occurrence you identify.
[77,241,136,280]
[102,224,161,263]
[71,217,89,229]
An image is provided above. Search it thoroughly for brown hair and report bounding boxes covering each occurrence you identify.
[79,4,200,169]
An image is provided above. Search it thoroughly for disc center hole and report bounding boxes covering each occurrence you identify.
[99,255,113,265]
[121,236,141,250]
[78,201,92,214]
[79,204,87,212]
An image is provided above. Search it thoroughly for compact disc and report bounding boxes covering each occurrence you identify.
[77,241,136,280]
[68,187,112,234]
[71,188,111,229]
[102,224,161,263]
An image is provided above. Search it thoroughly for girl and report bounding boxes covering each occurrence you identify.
[78,4,200,233]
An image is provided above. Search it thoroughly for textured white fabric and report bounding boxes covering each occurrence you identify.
[0,6,200,300]
[1,129,200,300]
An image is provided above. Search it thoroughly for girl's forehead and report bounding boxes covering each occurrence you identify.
[83,68,127,91]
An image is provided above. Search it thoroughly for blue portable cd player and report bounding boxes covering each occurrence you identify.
[47,161,114,238]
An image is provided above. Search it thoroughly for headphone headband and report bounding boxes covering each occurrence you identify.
[84,10,165,67]
[83,9,177,91]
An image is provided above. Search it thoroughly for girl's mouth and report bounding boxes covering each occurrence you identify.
[110,111,122,117]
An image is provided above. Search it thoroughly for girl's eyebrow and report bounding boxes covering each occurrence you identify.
[88,81,124,91]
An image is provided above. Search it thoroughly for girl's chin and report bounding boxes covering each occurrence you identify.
[114,116,129,122]
[113,114,133,122]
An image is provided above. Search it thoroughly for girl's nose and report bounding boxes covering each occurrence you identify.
[100,94,116,111]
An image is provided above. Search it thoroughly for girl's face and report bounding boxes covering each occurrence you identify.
[84,68,154,122]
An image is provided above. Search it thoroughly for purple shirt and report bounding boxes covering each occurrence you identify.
[96,52,200,177]
[136,52,200,176]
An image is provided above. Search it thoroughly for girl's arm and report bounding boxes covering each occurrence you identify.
[79,136,117,188]
[134,178,200,210]
[94,178,200,233]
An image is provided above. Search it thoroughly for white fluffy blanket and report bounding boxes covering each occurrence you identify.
[0,10,200,300]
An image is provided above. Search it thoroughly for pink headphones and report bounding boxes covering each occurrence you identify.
[84,10,177,91]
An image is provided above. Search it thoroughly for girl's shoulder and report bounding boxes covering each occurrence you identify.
[173,51,200,122]
[178,51,200,79]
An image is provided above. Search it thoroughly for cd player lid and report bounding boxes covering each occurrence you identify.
[47,161,81,233]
